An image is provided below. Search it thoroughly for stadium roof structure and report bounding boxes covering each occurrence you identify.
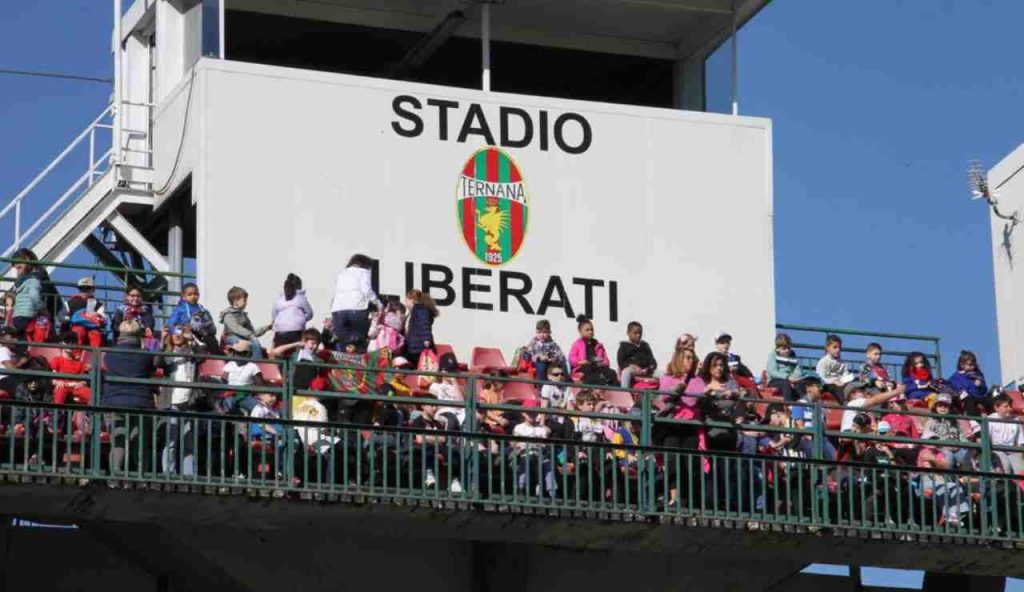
[228,0,771,60]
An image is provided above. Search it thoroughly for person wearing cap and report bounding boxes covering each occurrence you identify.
[714,332,752,379]
[840,382,905,433]
[921,393,968,469]
[67,276,107,348]
[789,376,837,460]
[675,333,698,354]
[880,395,920,443]
[160,324,200,476]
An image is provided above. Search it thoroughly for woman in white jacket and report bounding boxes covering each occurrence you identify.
[330,254,382,352]
[271,273,313,348]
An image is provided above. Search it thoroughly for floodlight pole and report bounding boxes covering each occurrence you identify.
[730,0,739,115]
[481,2,491,92]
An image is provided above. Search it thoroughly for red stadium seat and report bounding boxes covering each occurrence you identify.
[435,344,468,371]
[500,379,537,403]
[470,347,516,374]
[199,358,226,379]
[29,346,63,365]
[258,362,283,385]
[603,388,634,411]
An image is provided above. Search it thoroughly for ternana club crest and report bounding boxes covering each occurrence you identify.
[456,147,529,266]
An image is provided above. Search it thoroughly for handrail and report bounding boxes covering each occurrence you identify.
[0,257,195,279]
[0,105,113,219]
[777,323,942,343]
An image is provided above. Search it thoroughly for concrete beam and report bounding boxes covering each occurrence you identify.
[923,573,1006,592]
[0,481,1022,578]
[80,521,247,592]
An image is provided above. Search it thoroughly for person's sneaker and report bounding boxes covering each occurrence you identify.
[424,470,437,488]
[449,479,463,494]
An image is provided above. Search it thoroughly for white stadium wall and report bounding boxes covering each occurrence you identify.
[990,144,1024,384]
[177,59,774,366]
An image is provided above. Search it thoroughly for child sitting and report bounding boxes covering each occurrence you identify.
[765,333,803,401]
[428,353,465,431]
[110,287,156,344]
[512,399,556,497]
[220,286,270,359]
[67,277,107,347]
[901,352,938,401]
[368,299,406,354]
[249,391,283,440]
[522,319,567,380]
[50,332,91,405]
[714,332,753,379]
[271,328,330,392]
[815,334,856,404]
[539,366,572,409]
[573,389,609,443]
[616,321,657,389]
[568,315,618,386]
[948,350,989,416]
[12,375,53,435]
[167,283,219,353]
[858,343,895,392]
[478,373,511,433]
[220,340,264,414]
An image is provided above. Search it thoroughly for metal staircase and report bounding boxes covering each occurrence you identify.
[1,101,168,274]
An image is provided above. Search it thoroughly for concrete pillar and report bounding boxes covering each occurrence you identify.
[166,205,184,316]
[923,573,1005,592]
[673,55,706,112]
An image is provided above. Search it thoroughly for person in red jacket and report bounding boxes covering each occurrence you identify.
[50,333,91,405]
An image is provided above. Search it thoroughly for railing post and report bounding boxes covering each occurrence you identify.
[465,374,479,499]
[639,388,654,513]
[979,417,995,535]
[90,346,103,476]
[282,357,294,487]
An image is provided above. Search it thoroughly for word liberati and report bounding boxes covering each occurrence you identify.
[371,261,618,322]
[391,95,593,155]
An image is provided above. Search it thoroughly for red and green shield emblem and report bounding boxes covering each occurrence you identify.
[456,147,529,266]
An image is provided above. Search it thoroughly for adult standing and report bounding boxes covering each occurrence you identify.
[271,273,313,348]
[329,254,382,352]
[102,320,161,472]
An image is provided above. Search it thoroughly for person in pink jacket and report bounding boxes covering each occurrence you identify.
[568,315,618,386]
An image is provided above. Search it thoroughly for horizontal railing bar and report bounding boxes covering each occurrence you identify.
[777,322,941,343]
[0,257,195,278]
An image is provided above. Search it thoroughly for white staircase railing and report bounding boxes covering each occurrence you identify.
[0,100,156,259]
[1,105,114,256]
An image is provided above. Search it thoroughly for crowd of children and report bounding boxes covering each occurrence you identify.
[1,248,1021,514]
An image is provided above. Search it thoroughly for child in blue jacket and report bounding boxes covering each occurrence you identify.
[167,283,220,353]
[948,350,989,416]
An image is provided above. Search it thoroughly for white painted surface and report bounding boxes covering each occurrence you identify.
[163,59,774,367]
[989,144,1024,384]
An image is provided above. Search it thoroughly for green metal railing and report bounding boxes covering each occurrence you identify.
[776,322,943,379]
[0,256,195,326]
[0,340,1020,542]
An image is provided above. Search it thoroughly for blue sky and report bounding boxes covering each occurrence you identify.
[1,1,1023,587]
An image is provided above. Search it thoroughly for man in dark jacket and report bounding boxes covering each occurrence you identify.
[102,321,160,409]
[102,320,160,473]
[616,321,657,389]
